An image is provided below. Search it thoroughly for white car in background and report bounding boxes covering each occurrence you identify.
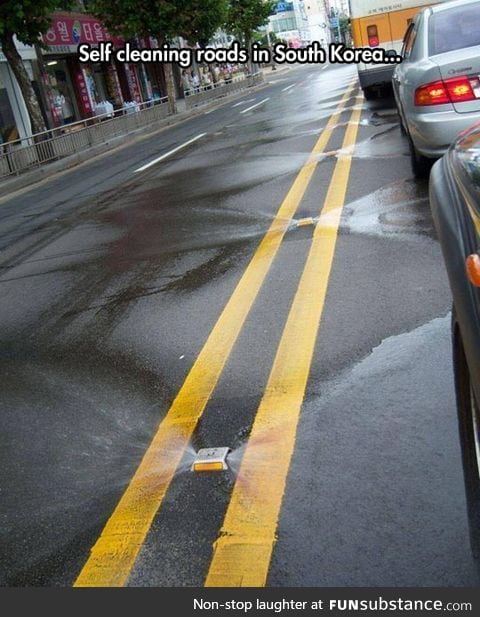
[392,0,480,178]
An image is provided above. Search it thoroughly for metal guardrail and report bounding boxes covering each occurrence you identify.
[0,72,264,180]
[183,72,264,109]
[0,97,169,179]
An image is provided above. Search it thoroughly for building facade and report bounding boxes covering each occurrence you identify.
[0,39,35,143]
[268,1,330,47]
[39,11,169,127]
[1,9,171,144]
[304,1,331,46]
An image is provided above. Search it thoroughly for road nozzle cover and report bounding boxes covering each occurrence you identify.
[192,447,231,472]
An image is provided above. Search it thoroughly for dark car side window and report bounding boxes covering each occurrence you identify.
[401,22,417,59]
[401,23,414,57]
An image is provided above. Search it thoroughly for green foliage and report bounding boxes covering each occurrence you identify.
[89,0,228,45]
[179,0,229,46]
[0,0,73,43]
[253,29,280,47]
[88,0,177,39]
[339,15,351,36]
[226,0,276,42]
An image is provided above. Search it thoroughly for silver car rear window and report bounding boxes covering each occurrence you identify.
[429,3,480,55]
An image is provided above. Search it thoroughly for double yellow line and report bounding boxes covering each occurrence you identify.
[74,82,360,587]
[206,94,363,587]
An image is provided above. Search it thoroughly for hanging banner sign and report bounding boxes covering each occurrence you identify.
[41,14,123,52]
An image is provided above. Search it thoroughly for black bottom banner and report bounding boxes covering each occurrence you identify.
[1,587,479,616]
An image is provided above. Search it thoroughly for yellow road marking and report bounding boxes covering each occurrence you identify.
[74,83,356,587]
[205,95,363,588]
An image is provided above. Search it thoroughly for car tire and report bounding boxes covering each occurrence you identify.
[408,134,432,179]
[393,98,407,135]
[453,314,480,559]
[363,87,376,101]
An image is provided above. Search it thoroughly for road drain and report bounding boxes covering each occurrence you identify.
[191,447,231,472]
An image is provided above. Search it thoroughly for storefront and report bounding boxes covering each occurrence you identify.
[0,68,17,143]
[42,57,79,125]
[115,61,142,104]
[40,13,170,125]
[0,39,35,144]
[1,12,175,142]
[135,37,167,101]
[40,12,126,124]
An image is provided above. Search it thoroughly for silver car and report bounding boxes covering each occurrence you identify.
[392,0,480,178]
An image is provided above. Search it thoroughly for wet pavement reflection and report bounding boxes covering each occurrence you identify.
[0,66,472,587]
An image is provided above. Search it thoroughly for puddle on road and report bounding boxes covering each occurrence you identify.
[281,179,433,241]
[12,316,452,500]
[328,314,451,393]
[117,309,452,491]
[194,314,453,487]
[360,109,399,127]
[352,130,408,160]
[342,178,434,240]
[330,127,408,160]
[99,200,292,263]
[38,174,430,331]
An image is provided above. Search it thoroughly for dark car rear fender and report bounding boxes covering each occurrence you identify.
[430,156,480,398]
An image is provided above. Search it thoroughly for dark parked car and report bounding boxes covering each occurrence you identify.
[430,122,480,557]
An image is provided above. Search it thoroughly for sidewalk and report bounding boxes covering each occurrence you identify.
[0,73,275,200]
[261,63,293,76]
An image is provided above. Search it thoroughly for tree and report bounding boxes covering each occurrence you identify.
[178,0,228,47]
[225,0,275,73]
[253,30,281,47]
[339,15,351,45]
[225,0,275,45]
[89,0,228,111]
[0,0,73,135]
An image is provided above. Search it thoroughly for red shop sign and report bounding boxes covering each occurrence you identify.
[42,14,122,47]
[125,64,142,103]
[71,65,93,116]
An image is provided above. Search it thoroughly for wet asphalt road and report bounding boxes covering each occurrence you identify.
[0,63,479,587]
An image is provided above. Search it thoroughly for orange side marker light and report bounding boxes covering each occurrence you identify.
[466,254,480,287]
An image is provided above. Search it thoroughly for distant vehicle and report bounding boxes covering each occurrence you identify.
[430,122,480,559]
[349,0,447,99]
[392,0,480,178]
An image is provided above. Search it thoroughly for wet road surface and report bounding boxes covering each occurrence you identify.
[0,63,478,586]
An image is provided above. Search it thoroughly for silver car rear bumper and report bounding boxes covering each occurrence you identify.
[409,108,480,158]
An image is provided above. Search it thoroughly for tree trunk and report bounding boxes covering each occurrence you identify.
[157,34,177,115]
[245,32,254,77]
[163,62,177,115]
[1,31,47,136]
